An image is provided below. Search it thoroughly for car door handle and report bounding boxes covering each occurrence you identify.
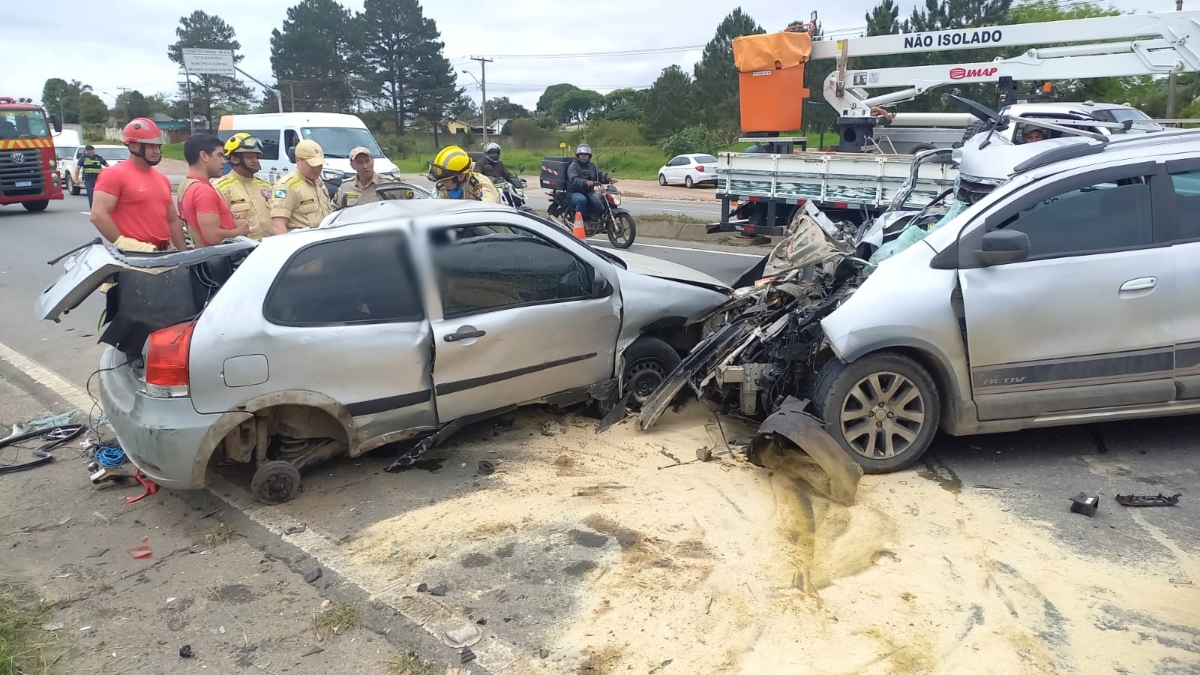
[444,329,486,342]
[1119,277,1157,292]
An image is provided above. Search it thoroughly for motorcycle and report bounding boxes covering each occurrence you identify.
[546,181,636,249]
[493,177,533,213]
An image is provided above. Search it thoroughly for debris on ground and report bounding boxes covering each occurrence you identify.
[443,624,482,649]
[1069,492,1100,517]
[1115,493,1182,507]
[127,545,152,559]
[179,644,194,658]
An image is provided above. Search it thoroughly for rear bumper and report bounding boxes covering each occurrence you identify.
[97,347,223,490]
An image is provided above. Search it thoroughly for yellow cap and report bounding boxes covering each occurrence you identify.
[349,146,372,161]
[295,139,324,167]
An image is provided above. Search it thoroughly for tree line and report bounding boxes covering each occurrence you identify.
[39,0,1198,155]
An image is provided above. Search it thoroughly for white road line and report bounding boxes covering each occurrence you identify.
[588,238,764,258]
[79,211,91,216]
[0,337,525,675]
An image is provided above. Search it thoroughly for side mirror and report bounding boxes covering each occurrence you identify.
[519,178,528,188]
[50,114,62,133]
[286,146,296,163]
[518,163,526,173]
[976,229,1030,266]
[590,268,610,298]
[610,166,618,174]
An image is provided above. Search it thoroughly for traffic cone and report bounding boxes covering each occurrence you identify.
[572,210,587,239]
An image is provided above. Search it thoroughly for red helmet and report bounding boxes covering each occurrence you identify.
[121,118,164,145]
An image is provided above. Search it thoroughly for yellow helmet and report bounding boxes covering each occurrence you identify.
[224,132,263,155]
[429,145,472,181]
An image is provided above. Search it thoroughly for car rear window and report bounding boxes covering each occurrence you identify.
[695,155,718,164]
[264,232,423,326]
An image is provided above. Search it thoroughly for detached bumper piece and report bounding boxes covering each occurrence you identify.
[1069,492,1100,517]
[1115,493,1182,507]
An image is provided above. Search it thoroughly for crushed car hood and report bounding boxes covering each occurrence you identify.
[608,249,732,293]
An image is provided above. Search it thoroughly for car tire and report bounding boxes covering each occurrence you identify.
[812,352,940,474]
[658,174,667,186]
[622,337,681,408]
[685,175,694,189]
[21,200,49,213]
[251,460,302,504]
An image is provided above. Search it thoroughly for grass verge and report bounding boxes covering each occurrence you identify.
[161,142,185,162]
[0,582,54,674]
[386,651,439,675]
[202,523,237,548]
[314,604,358,640]
[637,213,709,225]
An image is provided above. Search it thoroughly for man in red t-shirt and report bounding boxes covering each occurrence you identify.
[90,118,187,252]
[178,134,249,247]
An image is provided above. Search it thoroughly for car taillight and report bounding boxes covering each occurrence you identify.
[144,322,194,396]
[696,165,705,172]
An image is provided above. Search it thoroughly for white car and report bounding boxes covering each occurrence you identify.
[67,145,130,195]
[657,153,718,188]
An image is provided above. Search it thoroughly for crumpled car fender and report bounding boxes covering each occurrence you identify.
[748,397,863,506]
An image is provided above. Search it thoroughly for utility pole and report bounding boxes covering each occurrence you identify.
[116,86,130,122]
[470,56,493,146]
[1168,0,1184,120]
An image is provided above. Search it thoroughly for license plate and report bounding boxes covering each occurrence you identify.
[16,180,32,188]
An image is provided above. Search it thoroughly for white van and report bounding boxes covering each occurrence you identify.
[216,112,399,190]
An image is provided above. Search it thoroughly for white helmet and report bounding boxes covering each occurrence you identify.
[485,142,501,156]
[576,144,592,157]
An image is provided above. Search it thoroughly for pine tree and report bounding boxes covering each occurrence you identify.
[693,8,765,132]
[167,11,254,128]
[270,0,357,113]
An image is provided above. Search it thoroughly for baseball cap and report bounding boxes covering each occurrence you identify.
[349,146,372,161]
[295,139,324,167]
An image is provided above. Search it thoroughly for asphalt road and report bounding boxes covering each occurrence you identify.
[2,193,1197,576]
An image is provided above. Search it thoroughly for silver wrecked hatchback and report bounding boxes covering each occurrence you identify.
[37,200,730,502]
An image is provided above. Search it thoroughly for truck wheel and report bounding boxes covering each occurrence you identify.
[22,201,49,213]
[812,353,941,473]
[622,337,681,408]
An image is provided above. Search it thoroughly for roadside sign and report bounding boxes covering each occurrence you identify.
[182,48,235,76]
[559,142,567,148]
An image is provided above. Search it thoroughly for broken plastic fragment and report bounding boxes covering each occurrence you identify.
[126,545,152,559]
[443,624,483,649]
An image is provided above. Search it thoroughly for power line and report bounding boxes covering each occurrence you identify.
[471,44,707,60]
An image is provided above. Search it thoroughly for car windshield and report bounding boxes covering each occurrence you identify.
[300,127,383,159]
[55,146,77,160]
[695,155,718,163]
[94,147,130,161]
[0,110,51,140]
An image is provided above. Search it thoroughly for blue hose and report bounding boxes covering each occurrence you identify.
[96,443,126,467]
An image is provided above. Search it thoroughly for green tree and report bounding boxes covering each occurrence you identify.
[486,96,530,120]
[643,65,697,141]
[115,90,153,120]
[76,92,109,125]
[536,83,579,114]
[601,88,646,121]
[271,0,357,113]
[357,0,459,136]
[551,89,603,124]
[40,78,91,124]
[509,117,553,148]
[693,8,764,132]
[168,11,254,128]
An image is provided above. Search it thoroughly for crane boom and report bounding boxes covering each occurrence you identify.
[820,10,1200,117]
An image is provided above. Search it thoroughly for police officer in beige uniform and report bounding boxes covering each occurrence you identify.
[270,139,332,233]
[215,133,274,239]
[333,146,397,210]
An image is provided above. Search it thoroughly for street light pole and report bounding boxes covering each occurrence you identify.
[469,56,493,146]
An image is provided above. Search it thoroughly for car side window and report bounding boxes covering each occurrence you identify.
[997,177,1153,259]
[265,232,423,326]
[429,224,594,320]
[1170,169,1200,240]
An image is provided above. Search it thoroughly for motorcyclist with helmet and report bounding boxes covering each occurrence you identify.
[476,142,520,186]
[429,145,501,203]
[566,144,611,220]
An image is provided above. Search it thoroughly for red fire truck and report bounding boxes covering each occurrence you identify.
[0,97,64,212]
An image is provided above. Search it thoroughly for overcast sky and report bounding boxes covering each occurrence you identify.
[1,0,1166,114]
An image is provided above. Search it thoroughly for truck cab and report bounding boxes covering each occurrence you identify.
[0,96,63,212]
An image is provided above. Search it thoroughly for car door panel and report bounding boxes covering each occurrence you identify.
[421,222,621,422]
[959,169,1176,421]
[1164,161,1200,398]
[430,298,618,421]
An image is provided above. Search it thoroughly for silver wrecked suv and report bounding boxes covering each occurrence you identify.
[37,200,730,502]
[816,128,1200,471]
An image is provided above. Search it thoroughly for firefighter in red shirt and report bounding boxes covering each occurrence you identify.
[90,118,187,252]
